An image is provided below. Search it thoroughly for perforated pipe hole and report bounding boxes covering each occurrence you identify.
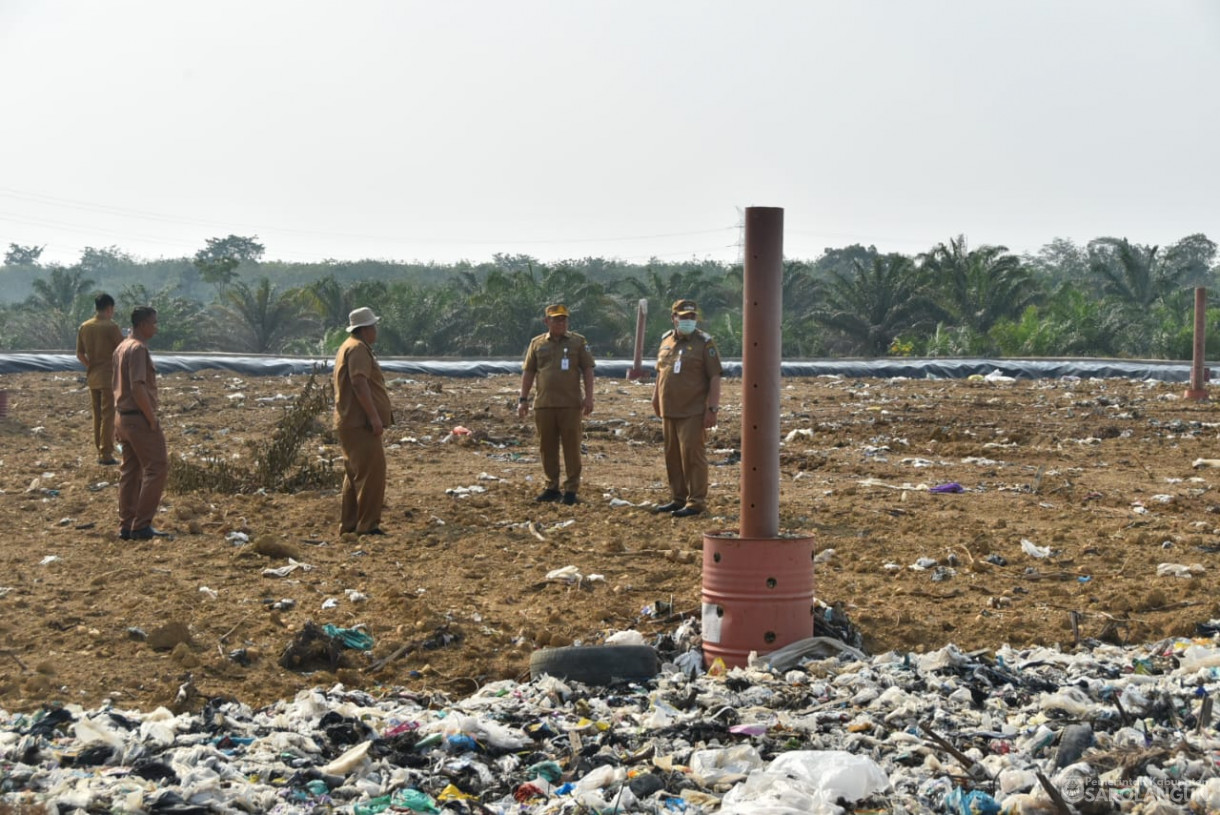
[765,577,777,589]
[764,631,777,644]
[713,552,721,563]
[716,606,725,618]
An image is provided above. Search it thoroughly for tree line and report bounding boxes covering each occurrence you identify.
[1,232,1217,360]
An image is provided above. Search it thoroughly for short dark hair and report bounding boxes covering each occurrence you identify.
[95,293,115,311]
[131,306,157,328]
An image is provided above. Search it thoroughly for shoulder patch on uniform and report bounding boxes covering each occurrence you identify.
[708,346,718,357]
[662,329,675,339]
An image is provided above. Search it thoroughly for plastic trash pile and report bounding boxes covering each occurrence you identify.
[7,633,1220,812]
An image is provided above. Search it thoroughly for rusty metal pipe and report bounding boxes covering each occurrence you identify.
[1185,287,1208,401]
[740,207,784,538]
[627,299,648,380]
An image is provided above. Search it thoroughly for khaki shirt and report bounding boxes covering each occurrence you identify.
[113,337,158,414]
[656,329,722,418]
[333,335,393,430]
[523,331,595,409]
[76,316,124,389]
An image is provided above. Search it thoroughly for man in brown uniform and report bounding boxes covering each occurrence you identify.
[333,307,394,536]
[76,293,124,465]
[652,298,723,518]
[113,306,169,539]
[518,304,595,505]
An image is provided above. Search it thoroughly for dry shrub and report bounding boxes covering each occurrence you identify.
[171,368,340,494]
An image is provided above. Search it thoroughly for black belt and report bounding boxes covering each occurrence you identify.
[119,410,143,416]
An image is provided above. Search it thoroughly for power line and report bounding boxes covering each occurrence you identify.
[0,186,738,248]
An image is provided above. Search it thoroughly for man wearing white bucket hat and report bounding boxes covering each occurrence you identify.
[333,307,394,536]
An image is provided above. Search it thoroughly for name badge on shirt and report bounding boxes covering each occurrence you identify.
[673,349,683,374]
[561,357,570,371]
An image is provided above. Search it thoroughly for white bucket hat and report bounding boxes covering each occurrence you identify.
[346,307,381,333]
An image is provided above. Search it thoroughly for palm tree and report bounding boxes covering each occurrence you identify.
[814,254,930,356]
[920,236,1042,337]
[28,265,95,349]
[780,260,824,357]
[119,283,213,352]
[216,278,317,354]
[1087,237,1190,310]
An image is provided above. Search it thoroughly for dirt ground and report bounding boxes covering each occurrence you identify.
[2,368,1220,714]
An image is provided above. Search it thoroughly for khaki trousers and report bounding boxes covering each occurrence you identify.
[115,413,168,531]
[535,407,583,493]
[339,425,386,534]
[90,387,116,460]
[663,415,708,511]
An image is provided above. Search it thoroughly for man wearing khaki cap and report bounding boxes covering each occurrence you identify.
[333,307,394,536]
[519,304,595,505]
[651,298,722,517]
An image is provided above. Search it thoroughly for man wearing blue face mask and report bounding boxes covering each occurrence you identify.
[651,299,723,518]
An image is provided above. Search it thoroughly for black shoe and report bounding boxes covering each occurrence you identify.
[358,528,387,536]
[671,506,703,518]
[654,501,683,513]
[118,528,131,540]
[562,492,577,505]
[535,489,562,503]
[129,526,171,539]
[98,458,118,466]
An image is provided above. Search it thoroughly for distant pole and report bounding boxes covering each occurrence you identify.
[739,207,783,539]
[627,299,648,380]
[1185,287,1209,401]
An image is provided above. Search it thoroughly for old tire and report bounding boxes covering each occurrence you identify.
[529,645,659,685]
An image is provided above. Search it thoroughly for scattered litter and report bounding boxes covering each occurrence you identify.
[929,482,964,493]
[2,625,1219,812]
[39,555,60,566]
[226,531,250,545]
[604,630,647,645]
[1157,562,1205,578]
[261,558,313,578]
[1020,539,1051,558]
[445,484,488,497]
[545,565,583,584]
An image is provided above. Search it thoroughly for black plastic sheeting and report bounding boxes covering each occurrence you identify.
[0,352,1210,381]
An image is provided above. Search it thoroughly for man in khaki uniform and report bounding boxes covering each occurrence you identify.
[652,298,723,518]
[333,307,394,536]
[76,293,124,465]
[113,306,169,539]
[519,304,595,505]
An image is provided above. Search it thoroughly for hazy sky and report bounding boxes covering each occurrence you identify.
[2,1,1217,267]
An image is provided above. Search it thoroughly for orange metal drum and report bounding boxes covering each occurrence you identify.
[701,532,815,668]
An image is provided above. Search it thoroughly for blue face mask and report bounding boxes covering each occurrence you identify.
[676,319,697,334]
